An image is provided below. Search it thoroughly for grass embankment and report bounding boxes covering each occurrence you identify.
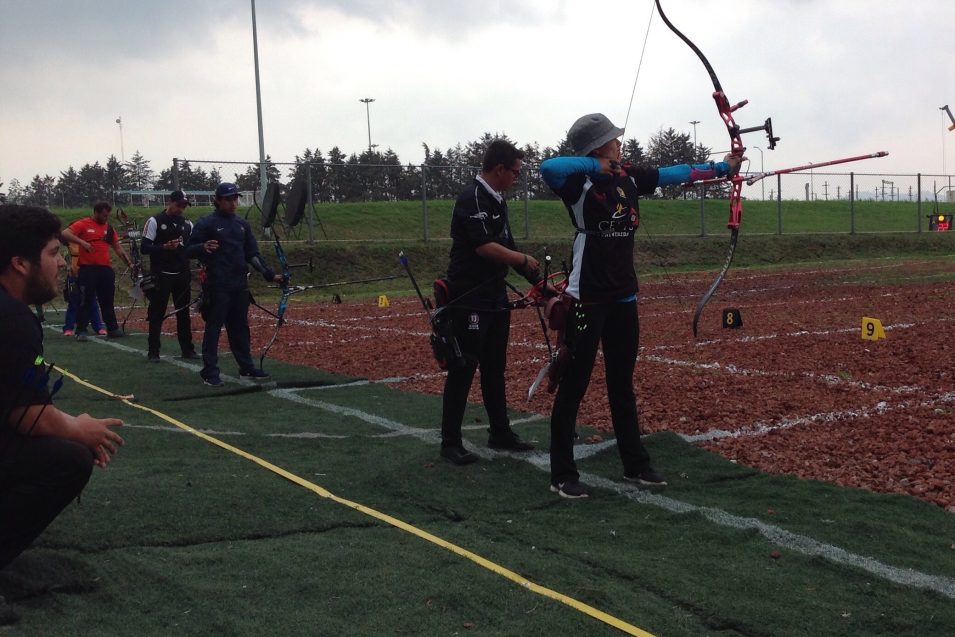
[51,200,954,302]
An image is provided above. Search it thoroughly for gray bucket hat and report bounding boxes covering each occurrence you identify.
[568,113,624,156]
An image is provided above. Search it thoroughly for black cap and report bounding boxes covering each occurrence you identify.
[169,190,191,206]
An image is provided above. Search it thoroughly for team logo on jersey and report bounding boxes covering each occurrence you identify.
[468,313,480,330]
[617,187,626,198]
[611,203,628,219]
[161,223,168,230]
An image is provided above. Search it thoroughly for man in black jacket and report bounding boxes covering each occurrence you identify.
[141,190,197,362]
[186,183,282,387]
[439,140,541,465]
[0,204,124,571]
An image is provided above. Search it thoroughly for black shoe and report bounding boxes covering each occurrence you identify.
[440,446,478,466]
[624,467,668,486]
[487,432,535,452]
[239,368,270,380]
[147,352,160,363]
[180,350,200,360]
[106,329,126,338]
[550,480,589,499]
[202,375,224,387]
[75,333,89,343]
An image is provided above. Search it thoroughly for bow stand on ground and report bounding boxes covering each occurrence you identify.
[116,208,152,331]
[256,195,399,370]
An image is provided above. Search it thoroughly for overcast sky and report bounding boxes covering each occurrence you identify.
[2,0,955,188]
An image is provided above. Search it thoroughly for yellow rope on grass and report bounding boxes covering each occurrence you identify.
[57,366,657,637]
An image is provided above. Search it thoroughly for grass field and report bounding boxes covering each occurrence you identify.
[52,195,952,243]
[5,201,952,634]
[2,305,953,636]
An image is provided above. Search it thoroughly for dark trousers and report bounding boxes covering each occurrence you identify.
[0,436,93,569]
[550,299,651,485]
[440,308,513,447]
[76,265,119,333]
[63,275,104,332]
[200,287,254,379]
[147,271,194,355]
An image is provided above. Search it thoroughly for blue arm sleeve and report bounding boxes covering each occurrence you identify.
[540,157,601,189]
[657,161,731,187]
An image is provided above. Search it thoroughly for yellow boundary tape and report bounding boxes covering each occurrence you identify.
[58,366,656,637]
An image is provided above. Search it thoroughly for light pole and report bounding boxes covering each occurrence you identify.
[115,117,125,162]
[689,120,700,157]
[250,0,268,198]
[752,145,764,200]
[942,105,950,176]
[360,98,375,154]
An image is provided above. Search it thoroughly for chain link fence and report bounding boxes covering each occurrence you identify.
[177,158,955,242]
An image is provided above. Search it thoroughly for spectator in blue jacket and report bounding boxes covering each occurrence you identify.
[186,183,282,387]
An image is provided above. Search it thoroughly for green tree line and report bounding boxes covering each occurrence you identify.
[1,128,713,207]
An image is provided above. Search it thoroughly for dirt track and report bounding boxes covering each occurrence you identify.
[134,258,955,509]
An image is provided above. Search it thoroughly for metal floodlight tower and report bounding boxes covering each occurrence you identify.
[115,117,125,162]
[689,119,700,151]
[360,98,375,154]
[251,0,268,197]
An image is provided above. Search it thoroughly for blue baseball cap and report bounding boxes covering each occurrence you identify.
[215,182,240,198]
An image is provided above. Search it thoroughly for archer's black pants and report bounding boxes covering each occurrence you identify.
[200,287,254,379]
[440,308,513,448]
[0,435,93,569]
[76,265,119,333]
[549,299,651,486]
[147,271,194,356]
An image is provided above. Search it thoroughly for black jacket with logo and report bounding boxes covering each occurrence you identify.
[446,179,518,309]
[141,211,193,275]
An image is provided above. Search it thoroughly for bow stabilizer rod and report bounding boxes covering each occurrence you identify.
[942,105,955,131]
[745,151,889,185]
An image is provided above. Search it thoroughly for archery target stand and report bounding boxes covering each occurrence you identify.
[722,308,743,329]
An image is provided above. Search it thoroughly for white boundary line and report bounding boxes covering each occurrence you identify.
[47,326,955,600]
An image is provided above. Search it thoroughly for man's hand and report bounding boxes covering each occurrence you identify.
[162,238,182,250]
[81,240,93,252]
[203,240,219,254]
[273,274,284,284]
[72,413,124,468]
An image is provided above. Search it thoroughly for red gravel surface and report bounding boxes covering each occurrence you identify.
[132,258,955,509]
